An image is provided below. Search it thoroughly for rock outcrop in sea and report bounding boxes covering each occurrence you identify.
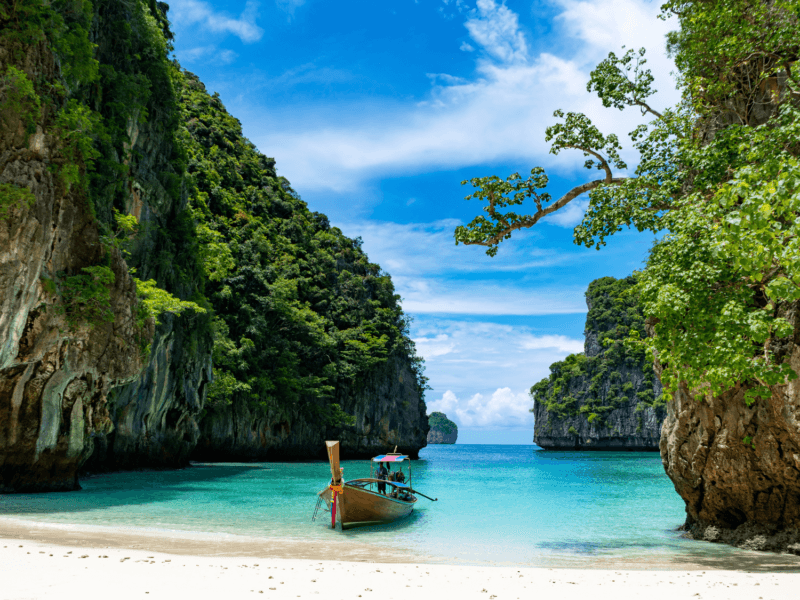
[659,310,800,553]
[427,412,458,444]
[531,277,665,450]
[0,0,427,492]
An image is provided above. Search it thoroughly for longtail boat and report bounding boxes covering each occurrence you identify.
[314,441,437,530]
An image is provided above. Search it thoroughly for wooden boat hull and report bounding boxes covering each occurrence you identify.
[319,484,416,529]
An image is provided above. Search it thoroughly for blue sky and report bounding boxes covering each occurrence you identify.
[166,0,679,443]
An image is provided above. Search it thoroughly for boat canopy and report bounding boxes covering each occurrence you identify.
[372,454,408,462]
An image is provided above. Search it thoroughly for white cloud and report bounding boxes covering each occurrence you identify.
[341,218,577,276]
[411,318,584,426]
[334,218,590,315]
[170,0,264,43]
[428,387,534,427]
[414,334,456,358]
[398,277,586,315]
[426,73,468,85]
[518,334,584,353]
[556,0,660,52]
[255,0,678,193]
[460,42,475,51]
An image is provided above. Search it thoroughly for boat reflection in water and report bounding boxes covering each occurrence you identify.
[314,441,436,530]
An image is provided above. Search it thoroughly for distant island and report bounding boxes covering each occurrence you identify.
[427,413,458,444]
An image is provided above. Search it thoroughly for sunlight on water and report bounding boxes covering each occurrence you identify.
[0,445,766,567]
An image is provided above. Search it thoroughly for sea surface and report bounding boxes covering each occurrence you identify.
[0,445,794,568]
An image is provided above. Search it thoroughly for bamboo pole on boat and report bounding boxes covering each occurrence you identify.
[326,441,341,486]
[326,441,343,529]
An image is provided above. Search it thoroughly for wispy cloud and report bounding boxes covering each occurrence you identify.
[181,46,238,65]
[464,0,529,63]
[335,218,589,316]
[255,0,678,192]
[340,219,579,276]
[276,0,306,18]
[398,277,587,315]
[170,0,264,43]
[270,63,356,87]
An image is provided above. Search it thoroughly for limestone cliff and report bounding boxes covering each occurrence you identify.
[658,304,800,553]
[0,0,427,491]
[0,37,149,491]
[427,412,457,444]
[76,0,213,473]
[532,277,664,450]
[195,353,428,460]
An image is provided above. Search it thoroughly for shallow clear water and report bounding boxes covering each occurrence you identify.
[0,445,784,567]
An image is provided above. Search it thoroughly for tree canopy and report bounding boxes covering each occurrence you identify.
[455,0,800,404]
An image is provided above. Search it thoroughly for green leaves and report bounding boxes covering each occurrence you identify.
[59,265,116,330]
[0,66,41,136]
[587,48,659,117]
[546,110,627,172]
[454,107,633,255]
[134,278,206,327]
[454,168,551,256]
[0,183,35,219]
[663,0,800,123]
[54,99,102,190]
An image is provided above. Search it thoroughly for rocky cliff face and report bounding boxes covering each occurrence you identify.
[532,277,664,450]
[659,305,800,553]
[77,0,214,473]
[0,39,148,491]
[427,412,457,444]
[82,310,212,472]
[194,352,428,460]
[428,430,457,444]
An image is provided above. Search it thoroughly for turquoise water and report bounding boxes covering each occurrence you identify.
[0,445,780,567]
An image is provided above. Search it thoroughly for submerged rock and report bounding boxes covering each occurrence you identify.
[427,412,458,444]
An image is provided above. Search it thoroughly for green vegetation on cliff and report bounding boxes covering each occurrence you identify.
[530,276,662,429]
[428,412,457,435]
[176,71,427,421]
[1,0,207,336]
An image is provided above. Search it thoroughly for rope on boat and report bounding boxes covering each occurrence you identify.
[311,495,324,521]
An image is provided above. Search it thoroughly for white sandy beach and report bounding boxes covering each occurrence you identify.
[2,520,800,600]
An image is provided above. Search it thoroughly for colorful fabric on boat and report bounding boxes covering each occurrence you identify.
[372,455,408,462]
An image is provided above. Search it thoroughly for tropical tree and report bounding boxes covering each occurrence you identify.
[455,0,800,403]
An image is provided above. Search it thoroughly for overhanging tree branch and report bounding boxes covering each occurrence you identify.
[458,176,627,250]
